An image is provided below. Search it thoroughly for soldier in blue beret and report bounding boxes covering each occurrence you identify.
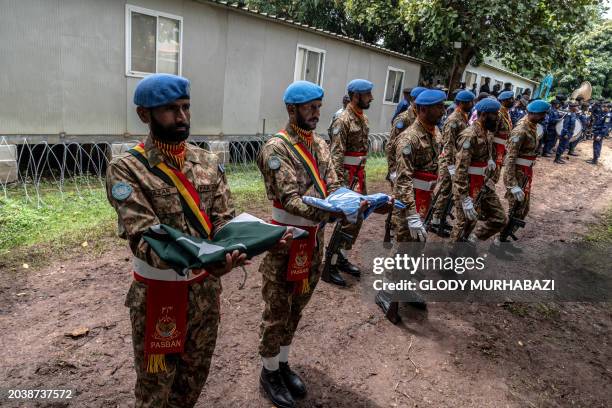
[450,97,507,247]
[257,80,358,407]
[386,87,427,186]
[498,90,514,102]
[376,89,447,323]
[429,89,474,235]
[106,73,256,407]
[498,95,549,246]
[326,79,375,286]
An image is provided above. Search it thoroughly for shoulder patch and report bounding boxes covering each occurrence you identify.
[512,135,520,143]
[396,120,404,129]
[333,127,340,135]
[268,156,281,171]
[462,140,471,149]
[218,163,225,174]
[111,182,132,201]
[402,145,412,156]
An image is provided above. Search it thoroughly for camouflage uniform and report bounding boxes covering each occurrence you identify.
[386,105,417,183]
[106,136,234,408]
[491,106,513,183]
[329,104,369,250]
[503,116,538,221]
[393,120,440,241]
[450,123,507,242]
[432,108,468,218]
[257,124,340,357]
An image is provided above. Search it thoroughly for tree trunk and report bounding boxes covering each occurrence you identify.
[447,48,476,91]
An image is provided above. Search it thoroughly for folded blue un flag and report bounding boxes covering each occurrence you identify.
[302,187,405,224]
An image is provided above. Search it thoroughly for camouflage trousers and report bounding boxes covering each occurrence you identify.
[432,163,452,220]
[339,180,367,250]
[259,228,324,357]
[450,190,507,242]
[125,277,221,408]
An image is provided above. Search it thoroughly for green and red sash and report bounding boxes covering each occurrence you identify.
[129,143,213,239]
[275,130,328,198]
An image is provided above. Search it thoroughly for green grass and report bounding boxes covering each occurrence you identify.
[585,206,612,245]
[0,158,389,267]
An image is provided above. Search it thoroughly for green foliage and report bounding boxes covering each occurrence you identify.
[553,20,612,98]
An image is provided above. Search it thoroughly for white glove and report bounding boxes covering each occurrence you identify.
[447,165,456,177]
[510,186,525,202]
[487,159,496,172]
[389,171,397,183]
[462,197,478,221]
[407,214,427,242]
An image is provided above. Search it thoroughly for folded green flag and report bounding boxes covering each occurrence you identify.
[143,213,307,270]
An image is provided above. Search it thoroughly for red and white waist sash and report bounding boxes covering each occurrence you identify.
[343,151,367,193]
[412,170,437,218]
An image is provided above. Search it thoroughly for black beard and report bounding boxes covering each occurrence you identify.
[295,111,315,131]
[484,118,498,131]
[150,114,190,143]
[357,97,370,110]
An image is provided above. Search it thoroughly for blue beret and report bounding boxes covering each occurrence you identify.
[410,86,427,98]
[134,74,190,108]
[283,81,324,104]
[415,89,447,106]
[498,91,515,101]
[527,100,551,113]
[347,79,373,93]
[475,98,501,113]
[455,90,475,102]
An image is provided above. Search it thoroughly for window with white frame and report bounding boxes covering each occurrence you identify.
[464,71,478,88]
[126,5,183,77]
[384,67,404,104]
[294,45,325,85]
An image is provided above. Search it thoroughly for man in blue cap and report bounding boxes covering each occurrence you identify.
[587,102,610,164]
[375,89,446,324]
[555,101,579,164]
[386,86,426,186]
[542,99,561,157]
[491,91,515,183]
[450,98,507,245]
[106,73,254,407]
[256,80,345,408]
[326,78,374,286]
[430,89,475,235]
[391,87,413,122]
[499,99,550,245]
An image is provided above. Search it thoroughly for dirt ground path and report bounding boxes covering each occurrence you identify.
[1,141,611,407]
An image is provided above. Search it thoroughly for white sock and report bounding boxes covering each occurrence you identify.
[279,345,290,363]
[262,355,279,371]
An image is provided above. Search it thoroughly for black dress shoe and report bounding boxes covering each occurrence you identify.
[542,152,551,157]
[336,253,361,277]
[375,291,400,324]
[322,266,347,287]
[405,291,428,310]
[279,362,307,398]
[260,367,295,408]
[568,151,579,156]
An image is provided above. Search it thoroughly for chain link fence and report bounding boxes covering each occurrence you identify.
[0,133,389,207]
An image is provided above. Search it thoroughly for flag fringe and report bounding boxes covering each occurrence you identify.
[146,354,167,373]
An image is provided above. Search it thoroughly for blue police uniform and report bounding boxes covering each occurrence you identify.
[590,109,611,163]
[568,111,589,154]
[510,106,527,127]
[543,106,561,155]
[555,110,576,162]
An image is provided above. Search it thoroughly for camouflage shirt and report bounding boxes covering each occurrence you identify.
[439,108,469,168]
[453,122,493,200]
[386,104,417,177]
[257,124,341,222]
[504,116,538,189]
[329,104,369,184]
[106,136,235,269]
[394,120,440,217]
